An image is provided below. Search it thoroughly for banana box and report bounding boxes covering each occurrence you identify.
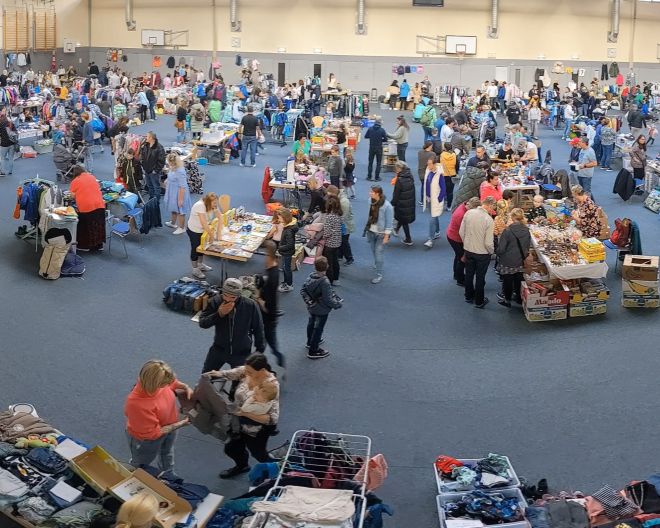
[524,305,568,322]
[622,255,659,281]
[622,296,660,308]
[569,301,608,317]
[622,279,659,297]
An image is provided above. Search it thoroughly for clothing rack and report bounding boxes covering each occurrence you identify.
[17,175,57,251]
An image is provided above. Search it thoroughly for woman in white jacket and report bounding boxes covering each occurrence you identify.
[423,155,446,248]
[528,100,541,138]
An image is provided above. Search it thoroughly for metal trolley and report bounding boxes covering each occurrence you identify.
[249,429,372,528]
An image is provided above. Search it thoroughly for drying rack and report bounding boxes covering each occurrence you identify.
[248,429,372,528]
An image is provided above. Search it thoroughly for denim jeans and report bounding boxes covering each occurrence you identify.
[497,97,506,114]
[601,144,613,168]
[149,102,156,120]
[464,251,491,305]
[307,313,329,353]
[127,430,176,471]
[428,215,440,240]
[593,140,602,163]
[176,128,186,143]
[367,231,385,275]
[241,135,257,165]
[84,145,94,172]
[563,119,573,138]
[578,175,592,196]
[0,145,14,175]
[282,255,293,286]
[146,171,161,200]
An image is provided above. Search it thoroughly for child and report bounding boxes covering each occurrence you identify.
[440,143,457,207]
[344,149,356,199]
[648,124,657,146]
[300,256,342,360]
[236,381,278,436]
[526,194,547,223]
[266,210,283,246]
[277,208,298,293]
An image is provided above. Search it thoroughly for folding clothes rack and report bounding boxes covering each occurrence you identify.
[16,175,57,251]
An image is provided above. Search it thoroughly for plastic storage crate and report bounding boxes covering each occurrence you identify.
[434,456,520,494]
[436,489,529,528]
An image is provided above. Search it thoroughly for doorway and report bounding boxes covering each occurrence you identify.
[278,63,285,87]
[313,63,321,79]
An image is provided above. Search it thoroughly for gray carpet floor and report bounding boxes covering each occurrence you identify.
[1,108,660,528]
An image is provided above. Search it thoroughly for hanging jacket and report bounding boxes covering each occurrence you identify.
[613,169,635,201]
[609,62,620,77]
[140,197,162,234]
[167,56,175,68]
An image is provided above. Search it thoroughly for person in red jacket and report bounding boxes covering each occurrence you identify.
[446,197,481,286]
[479,171,504,203]
[124,360,192,473]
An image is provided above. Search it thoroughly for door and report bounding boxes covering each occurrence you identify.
[313,63,321,79]
[515,68,521,87]
[277,63,285,87]
[495,66,508,83]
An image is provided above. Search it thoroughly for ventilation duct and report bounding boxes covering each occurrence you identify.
[488,0,498,38]
[356,0,366,35]
[125,0,136,31]
[608,0,620,43]
[230,0,241,32]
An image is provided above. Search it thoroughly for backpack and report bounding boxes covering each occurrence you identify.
[420,106,435,127]
[610,217,631,247]
[194,108,204,121]
[60,248,85,277]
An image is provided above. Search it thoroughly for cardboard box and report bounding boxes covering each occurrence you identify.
[70,446,132,496]
[622,255,659,281]
[622,296,660,308]
[622,279,659,297]
[524,305,568,322]
[569,301,608,317]
[521,280,570,310]
[562,279,610,303]
[110,469,192,528]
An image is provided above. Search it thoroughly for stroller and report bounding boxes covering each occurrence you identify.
[53,138,86,183]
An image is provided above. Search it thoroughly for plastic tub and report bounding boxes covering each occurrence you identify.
[436,489,529,528]
[197,158,208,166]
[434,457,520,494]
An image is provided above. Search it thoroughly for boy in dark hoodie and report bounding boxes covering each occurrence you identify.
[300,256,342,359]
[277,207,298,293]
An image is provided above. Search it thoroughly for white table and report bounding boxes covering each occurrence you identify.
[531,235,608,280]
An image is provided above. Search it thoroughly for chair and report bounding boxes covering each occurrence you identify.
[603,219,633,275]
[106,210,143,258]
[108,220,131,258]
[219,194,231,213]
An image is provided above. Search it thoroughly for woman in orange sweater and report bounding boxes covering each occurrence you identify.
[124,360,192,472]
[69,166,106,251]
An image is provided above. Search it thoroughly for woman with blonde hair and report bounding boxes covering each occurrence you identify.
[124,360,192,472]
[115,493,159,528]
[187,192,222,279]
[493,199,510,237]
[163,153,192,235]
[496,208,531,308]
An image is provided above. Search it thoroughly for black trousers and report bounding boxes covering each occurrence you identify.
[447,237,465,284]
[397,142,408,162]
[264,318,285,367]
[323,246,340,283]
[367,150,383,179]
[464,251,491,305]
[202,345,247,373]
[397,222,412,242]
[444,176,455,209]
[337,234,354,262]
[502,272,523,301]
[225,428,273,468]
[139,104,148,122]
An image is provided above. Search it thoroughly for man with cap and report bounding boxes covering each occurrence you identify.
[199,278,265,371]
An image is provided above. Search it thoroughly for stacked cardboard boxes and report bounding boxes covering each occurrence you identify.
[562,279,610,317]
[522,280,570,321]
[622,255,659,308]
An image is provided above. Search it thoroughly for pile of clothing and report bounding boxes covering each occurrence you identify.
[436,454,516,492]
[444,490,525,525]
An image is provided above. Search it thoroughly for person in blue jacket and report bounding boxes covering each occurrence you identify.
[365,118,388,181]
[497,82,507,115]
[399,79,411,111]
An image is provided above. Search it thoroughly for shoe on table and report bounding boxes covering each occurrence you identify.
[191,268,206,279]
[219,465,250,479]
[165,221,176,228]
[475,298,490,309]
[199,263,213,272]
[424,240,433,248]
[305,338,324,349]
[307,348,330,359]
[371,274,383,284]
[173,228,185,235]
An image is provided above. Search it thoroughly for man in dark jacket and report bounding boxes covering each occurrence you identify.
[140,131,166,200]
[300,257,342,359]
[200,277,265,371]
[505,104,521,126]
[365,118,388,182]
[0,116,17,176]
[146,86,156,121]
[390,161,416,245]
[628,104,645,139]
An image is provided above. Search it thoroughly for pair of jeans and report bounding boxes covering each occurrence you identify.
[600,144,613,168]
[264,319,284,367]
[396,142,408,162]
[529,119,539,137]
[490,97,497,110]
[428,215,440,240]
[84,144,94,172]
[497,97,506,114]
[146,171,161,200]
[563,118,573,138]
[127,430,176,472]
[338,234,354,262]
[464,251,491,305]
[367,149,382,179]
[149,102,156,120]
[225,429,273,468]
[307,313,329,353]
[0,145,14,175]
[577,175,592,196]
[202,345,247,373]
[502,272,523,301]
[580,103,589,116]
[422,126,433,140]
[593,140,602,162]
[367,231,384,275]
[322,246,340,283]
[447,237,465,284]
[282,255,293,286]
[241,135,257,165]
[139,104,148,122]
[176,128,186,143]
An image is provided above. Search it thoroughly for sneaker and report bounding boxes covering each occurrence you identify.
[172,228,185,235]
[605,167,613,172]
[433,232,441,240]
[219,465,250,479]
[165,221,176,228]
[475,298,490,309]
[366,177,373,181]
[497,292,511,307]
[239,163,245,167]
[424,240,433,248]
[403,240,413,246]
[191,268,206,279]
[371,274,383,284]
[251,164,257,168]
[332,280,341,286]
[199,263,213,272]
[305,338,324,349]
[465,298,474,304]
[344,259,354,266]
[278,283,293,292]
[375,177,382,181]
[307,348,330,359]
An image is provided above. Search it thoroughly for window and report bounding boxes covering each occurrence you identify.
[3,8,29,52]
